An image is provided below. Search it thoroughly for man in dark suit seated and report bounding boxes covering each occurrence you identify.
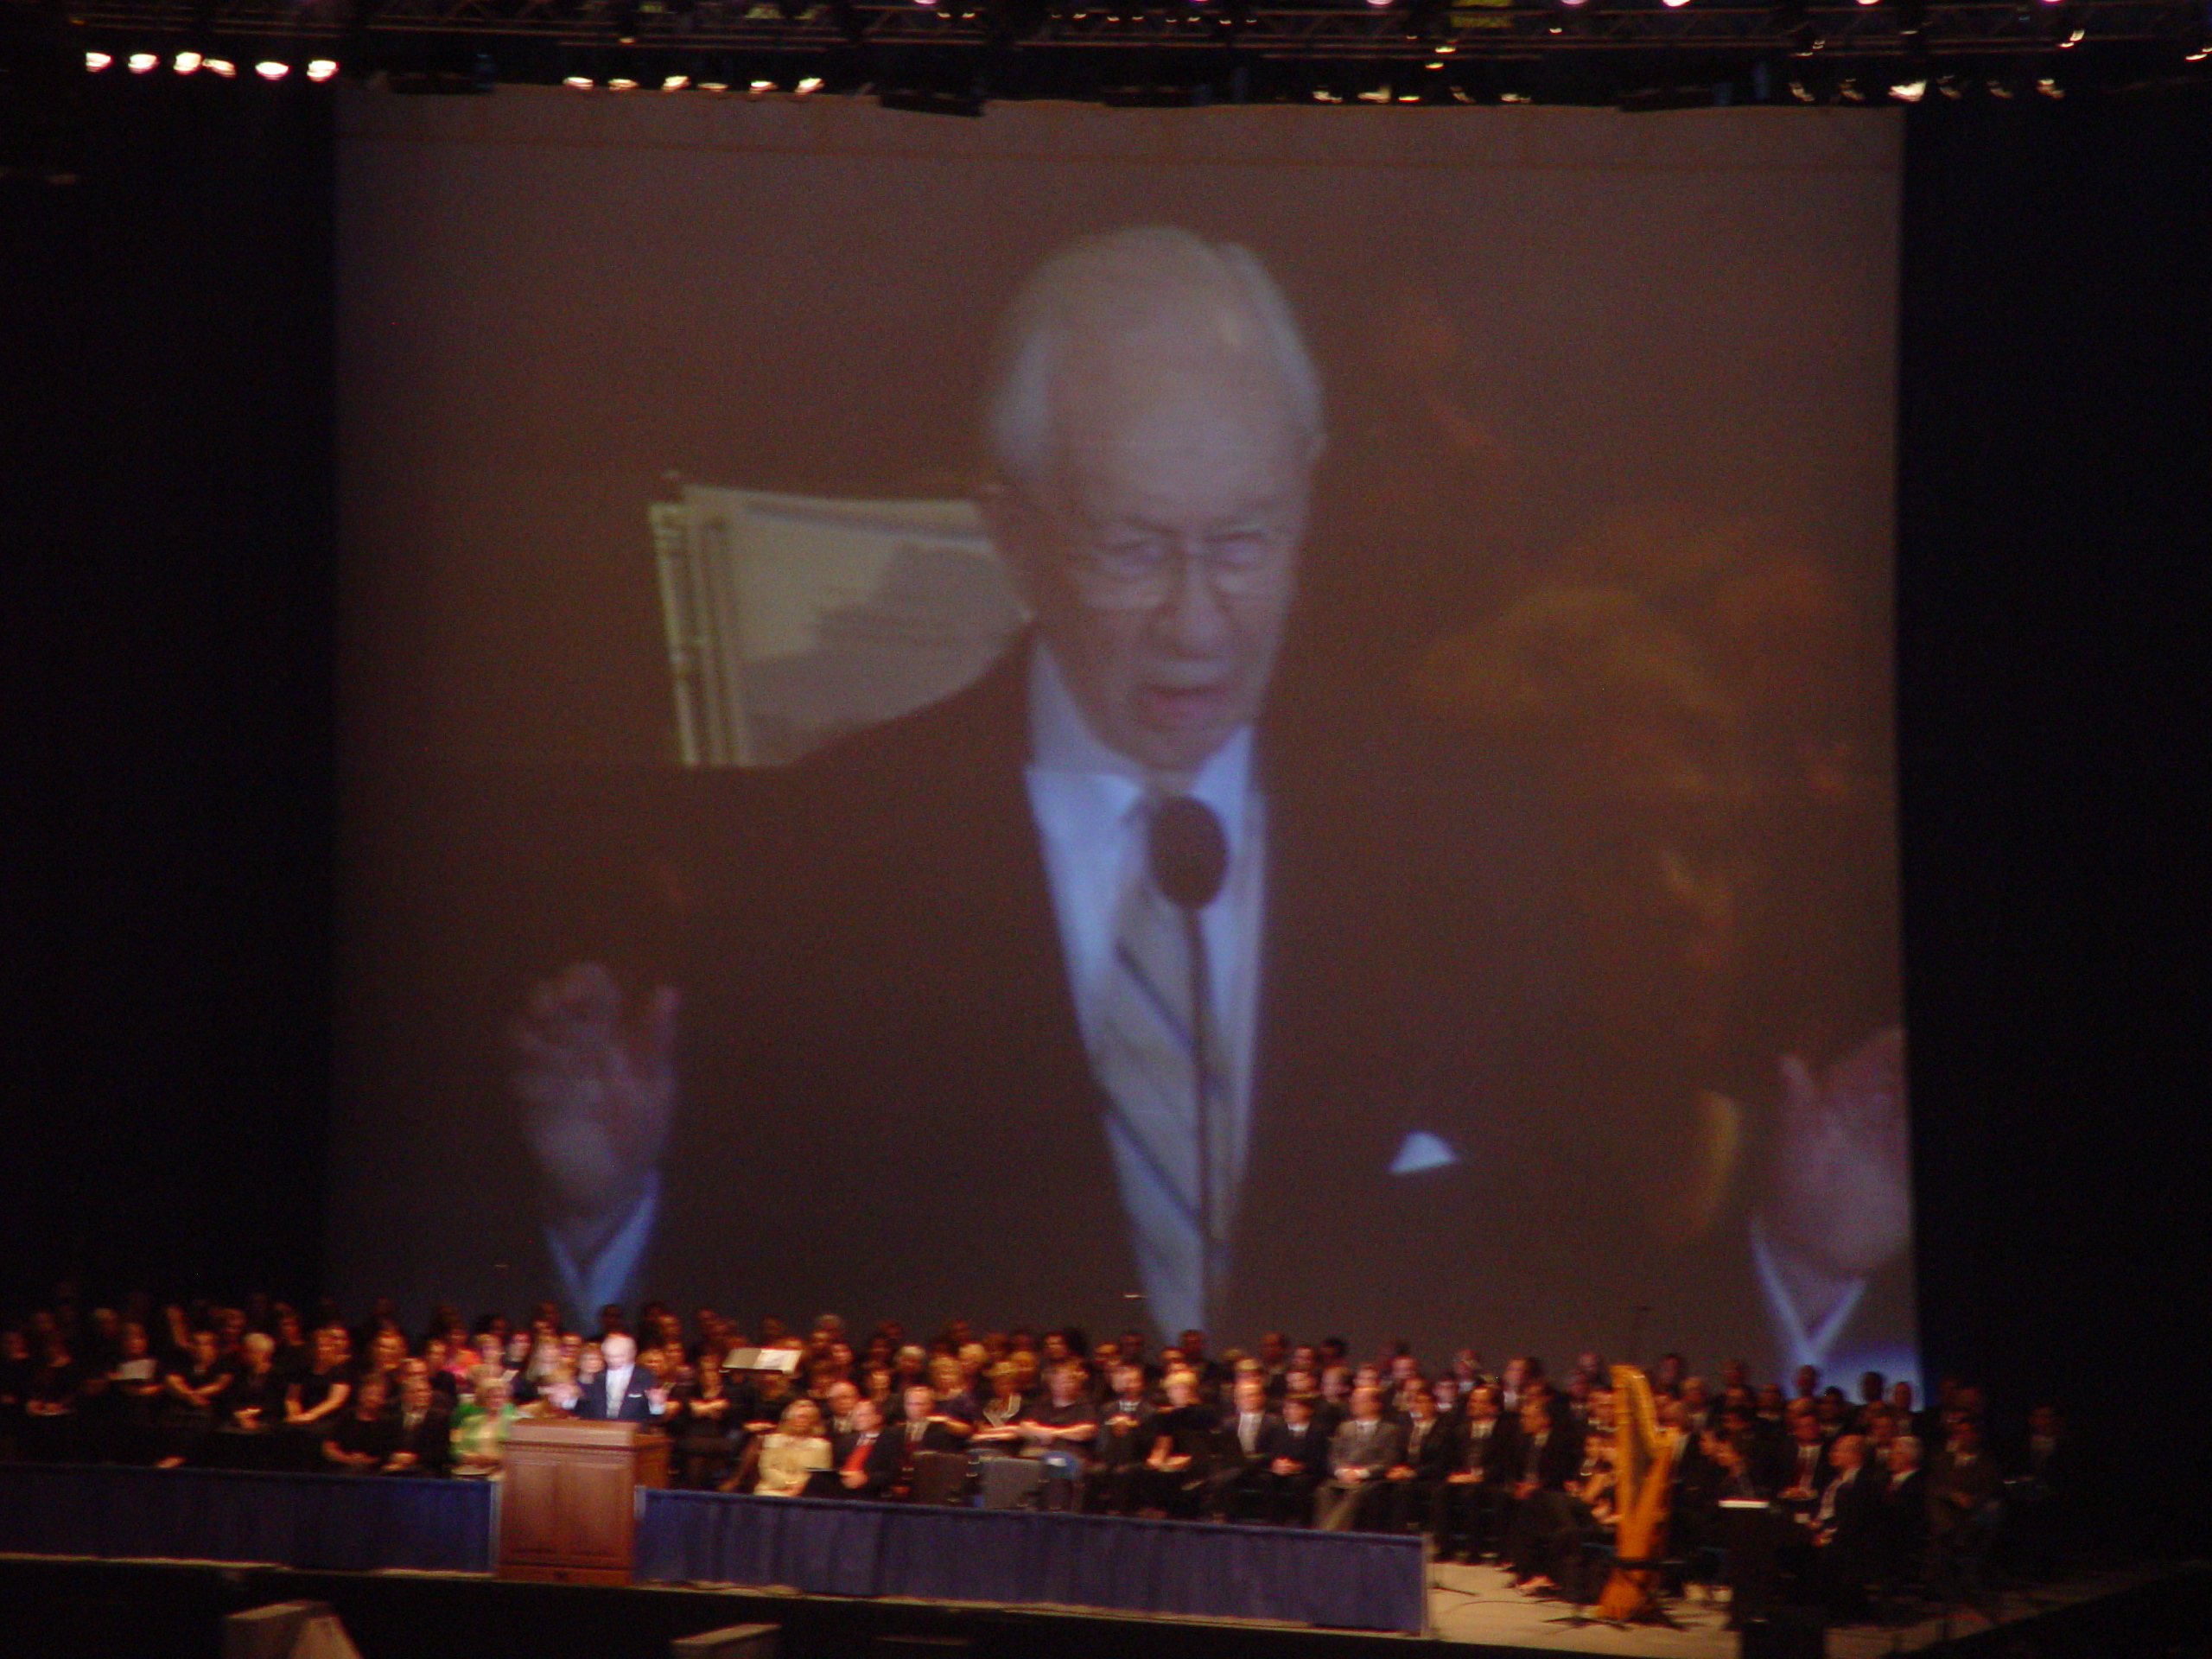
[1089,1362,1157,1516]
[1381,1380,1458,1538]
[1878,1433,1929,1592]
[1776,1403,1834,1516]
[830,1397,902,1499]
[1503,1395,1586,1591]
[1315,1384,1406,1531]
[1264,1391,1333,1526]
[1927,1416,2003,1602]
[387,1358,453,1476]
[1802,1430,1885,1618]
[889,1382,971,1501]
[1440,1383,1520,1561]
[1206,1374,1284,1522]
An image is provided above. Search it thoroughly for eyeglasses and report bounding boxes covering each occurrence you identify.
[1065,526,1298,610]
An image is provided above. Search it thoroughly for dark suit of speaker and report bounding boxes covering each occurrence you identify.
[639,645,1622,1355]
[580,1368,659,1424]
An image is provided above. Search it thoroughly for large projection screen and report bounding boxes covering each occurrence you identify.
[332,91,1912,1384]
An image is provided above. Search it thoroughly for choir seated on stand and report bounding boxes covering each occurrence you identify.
[1,1292,2082,1622]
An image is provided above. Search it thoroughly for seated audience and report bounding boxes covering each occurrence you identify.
[7,1285,2076,1627]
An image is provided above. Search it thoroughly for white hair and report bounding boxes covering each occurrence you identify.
[985,226,1324,493]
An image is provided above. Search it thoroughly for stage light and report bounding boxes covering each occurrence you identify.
[205,57,236,76]
[563,73,594,88]
[795,74,823,92]
[607,75,639,89]
[2062,22,2085,43]
[86,50,113,70]
[662,73,690,89]
[2037,74,2062,93]
[128,51,158,72]
[256,60,289,79]
[1662,0,1691,11]
[307,59,339,80]
[174,49,201,72]
[1889,76,1925,99]
[1365,0,1393,10]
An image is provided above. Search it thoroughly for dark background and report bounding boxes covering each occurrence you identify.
[4,76,2207,1540]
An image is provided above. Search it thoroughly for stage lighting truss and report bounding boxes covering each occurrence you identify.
[41,0,2212,105]
[50,0,2202,59]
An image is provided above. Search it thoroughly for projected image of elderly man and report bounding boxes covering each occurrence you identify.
[510,226,1909,1377]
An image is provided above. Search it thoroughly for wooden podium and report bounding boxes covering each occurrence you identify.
[497,1419,669,1584]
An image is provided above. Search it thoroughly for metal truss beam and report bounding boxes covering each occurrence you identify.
[48,0,2207,59]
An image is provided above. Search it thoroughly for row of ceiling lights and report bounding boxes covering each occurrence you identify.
[84,48,341,79]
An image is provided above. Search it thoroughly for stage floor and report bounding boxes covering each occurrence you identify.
[2,1550,2202,1659]
[1427,1557,2195,1653]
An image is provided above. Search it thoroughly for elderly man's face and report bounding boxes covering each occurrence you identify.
[998,355,1309,780]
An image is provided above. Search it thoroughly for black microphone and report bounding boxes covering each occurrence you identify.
[1147,794,1229,912]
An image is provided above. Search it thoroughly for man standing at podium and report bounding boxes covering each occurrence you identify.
[580,1333,664,1424]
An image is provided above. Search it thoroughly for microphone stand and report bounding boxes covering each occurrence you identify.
[1148,792,1230,1325]
[1185,909,1217,1313]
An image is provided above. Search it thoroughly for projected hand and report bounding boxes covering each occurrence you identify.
[511,961,677,1260]
[1762,1024,1910,1297]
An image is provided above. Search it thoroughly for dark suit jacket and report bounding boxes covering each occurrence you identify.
[581,1368,659,1423]
[392,1401,453,1474]
[1095,1398,1156,1468]
[1218,1409,1286,1471]
[1271,1417,1332,1482]
[1398,1414,1458,1480]
[1457,1414,1521,1482]
[1818,1462,1885,1573]
[499,637,1903,1374]
[1516,1425,1584,1491]
[644,645,1594,1353]
[830,1427,903,1497]
[891,1418,968,1460]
